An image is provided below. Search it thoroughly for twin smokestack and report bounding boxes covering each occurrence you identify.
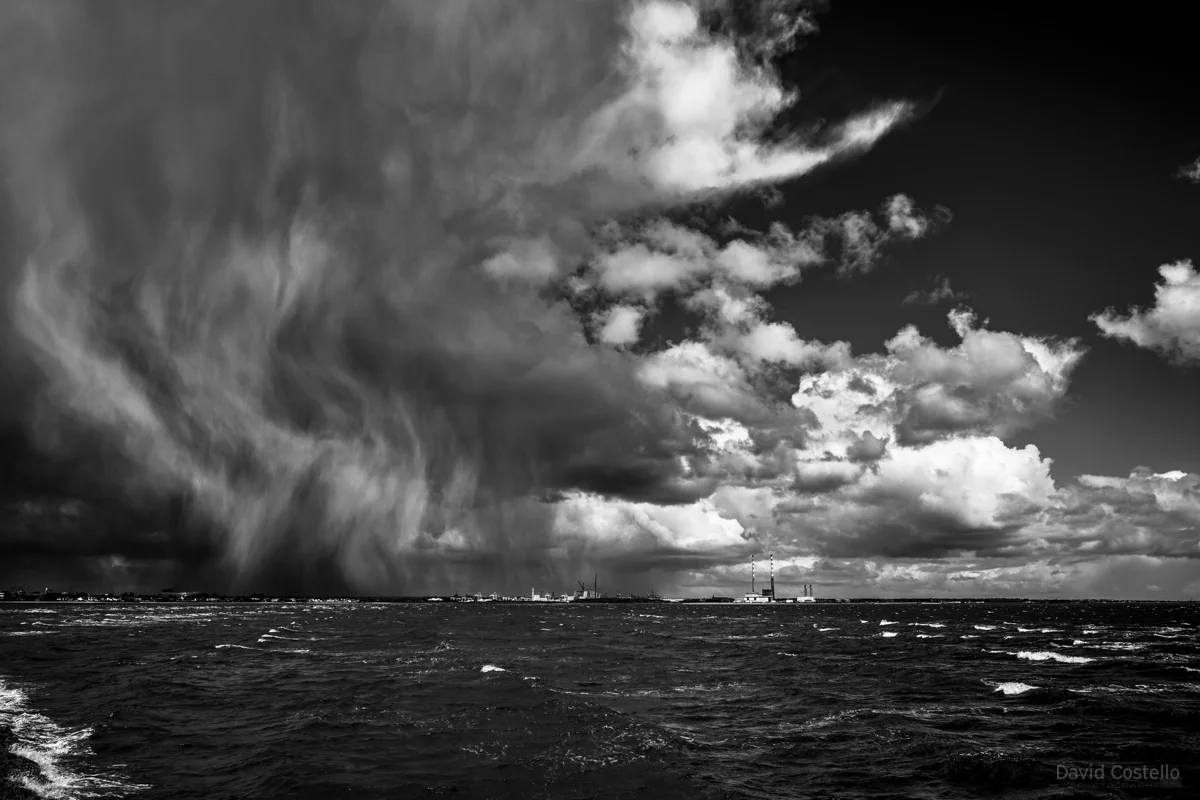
[750,555,816,599]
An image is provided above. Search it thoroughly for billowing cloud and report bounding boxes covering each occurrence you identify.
[602,308,1083,571]
[1036,468,1200,560]
[794,308,1084,449]
[551,492,751,574]
[1091,260,1200,364]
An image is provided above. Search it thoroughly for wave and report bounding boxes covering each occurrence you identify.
[1086,642,1145,651]
[916,634,943,639]
[1,676,150,798]
[973,625,997,631]
[987,681,1038,696]
[1015,651,1095,664]
[481,665,506,673]
[880,632,898,638]
[909,622,945,628]
[878,620,898,626]
[817,627,838,632]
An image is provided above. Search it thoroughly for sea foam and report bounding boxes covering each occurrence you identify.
[1,677,151,798]
[990,682,1039,695]
[1017,651,1095,664]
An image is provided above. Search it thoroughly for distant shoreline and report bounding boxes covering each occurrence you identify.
[0,597,1192,605]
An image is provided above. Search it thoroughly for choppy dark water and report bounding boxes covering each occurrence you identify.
[2,602,1198,799]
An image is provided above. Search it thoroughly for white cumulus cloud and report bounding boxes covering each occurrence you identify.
[1091,260,1200,363]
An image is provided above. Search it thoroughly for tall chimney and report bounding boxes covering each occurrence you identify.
[751,560,755,594]
[770,553,775,600]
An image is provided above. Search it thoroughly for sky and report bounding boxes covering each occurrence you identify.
[0,0,1197,599]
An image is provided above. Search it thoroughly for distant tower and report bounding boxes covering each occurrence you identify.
[770,553,775,600]
[751,560,755,594]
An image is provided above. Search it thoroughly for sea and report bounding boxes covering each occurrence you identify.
[1,601,1198,800]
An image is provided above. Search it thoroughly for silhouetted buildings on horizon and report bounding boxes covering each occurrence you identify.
[0,588,1180,604]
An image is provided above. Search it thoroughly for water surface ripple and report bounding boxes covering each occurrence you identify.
[2,602,1197,799]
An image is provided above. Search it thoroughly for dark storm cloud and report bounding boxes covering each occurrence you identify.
[0,0,690,593]
[2,0,900,594]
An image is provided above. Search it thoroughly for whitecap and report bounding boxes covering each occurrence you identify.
[481,665,506,673]
[215,644,257,650]
[916,634,943,639]
[1017,650,1094,664]
[974,625,997,631]
[991,681,1038,695]
[1,677,151,798]
[909,622,945,628]
[1087,642,1145,652]
[879,620,898,626]
[817,627,838,632]
[880,631,898,638]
